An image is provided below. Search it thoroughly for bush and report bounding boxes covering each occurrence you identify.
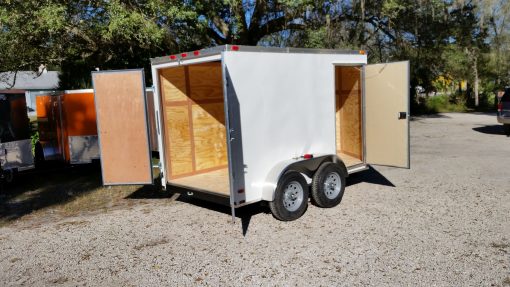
[426,94,467,113]
[30,131,39,156]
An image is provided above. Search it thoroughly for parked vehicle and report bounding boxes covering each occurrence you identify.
[497,87,510,135]
[0,93,33,182]
[92,45,410,221]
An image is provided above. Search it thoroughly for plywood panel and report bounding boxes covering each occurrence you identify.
[166,106,193,176]
[160,67,187,103]
[340,90,362,158]
[158,61,229,194]
[188,62,223,102]
[170,168,229,196]
[92,70,152,185]
[335,103,341,153]
[192,103,227,171]
[338,152,363,167]
[336,66,362,160]
[340,67,360,92]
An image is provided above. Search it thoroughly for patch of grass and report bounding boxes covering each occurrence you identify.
[425,95,468,113]
[55,185,141,217]
[0,163,164,227]
[413,91,498,115]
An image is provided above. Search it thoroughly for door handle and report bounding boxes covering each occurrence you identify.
[398,112,407,120]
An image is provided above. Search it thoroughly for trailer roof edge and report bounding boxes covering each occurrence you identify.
[150,45,364,66]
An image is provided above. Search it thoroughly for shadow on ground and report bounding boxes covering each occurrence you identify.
[472,125,508,136]
[346,166,395,187]
[128,183,267,236]
[410,113,451,121]
[0,163,103,224]
[128,167,394,236]
[0,163,394,234]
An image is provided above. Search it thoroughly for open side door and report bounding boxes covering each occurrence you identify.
[92,69,153,185]
[365,61,410,168]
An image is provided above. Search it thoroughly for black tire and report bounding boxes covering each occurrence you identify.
[311,162,346,208]
[3,168,15,184]
[34,141,45,168]
[269,171,309,221]
[504,124,510,136]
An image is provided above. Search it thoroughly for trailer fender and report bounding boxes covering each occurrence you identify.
[261,155,348,201]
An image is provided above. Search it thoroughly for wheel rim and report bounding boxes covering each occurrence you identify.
[323,172,342,199]
[283,181,304,212]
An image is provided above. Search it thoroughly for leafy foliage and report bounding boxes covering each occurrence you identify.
[0,0,509,107]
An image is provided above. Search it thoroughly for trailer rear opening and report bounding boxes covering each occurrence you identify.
[158,61,230,196]
[335,66,363,167]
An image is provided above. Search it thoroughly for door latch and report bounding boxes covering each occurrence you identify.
[398,112,407,120]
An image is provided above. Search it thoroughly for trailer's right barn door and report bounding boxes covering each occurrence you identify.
[365,61,410,168]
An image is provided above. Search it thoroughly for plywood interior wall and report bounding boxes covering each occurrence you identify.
[336,66,362,160]
[159,62,227,179]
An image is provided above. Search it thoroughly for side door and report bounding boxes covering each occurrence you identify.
[223,64,245,207]
[365,61,410,168]
[92,69,153,185]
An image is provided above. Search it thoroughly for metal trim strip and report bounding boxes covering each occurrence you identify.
[151,45,363,66]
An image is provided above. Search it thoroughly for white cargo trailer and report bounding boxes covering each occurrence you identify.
[92,45,410,221]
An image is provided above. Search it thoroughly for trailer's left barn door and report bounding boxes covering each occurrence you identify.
[92,69,153,185]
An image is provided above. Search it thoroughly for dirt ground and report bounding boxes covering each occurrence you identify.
[0,112,509,286]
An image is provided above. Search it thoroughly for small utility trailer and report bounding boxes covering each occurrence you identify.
[35,89,100,164]
[0,93,34,182]
[92,45,410,221]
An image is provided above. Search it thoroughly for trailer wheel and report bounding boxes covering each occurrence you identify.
[311,162,346,208]
[34,141,45,168]
[269,171,309,221]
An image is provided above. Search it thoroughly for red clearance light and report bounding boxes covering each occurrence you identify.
[193,50,200,56]
[359,50,366,55]
[231,45,240,51]
[169,55,177,60]
[303,154,313,159]
[181,53,188,58]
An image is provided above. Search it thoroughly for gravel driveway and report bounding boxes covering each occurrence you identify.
[1,112,509,286]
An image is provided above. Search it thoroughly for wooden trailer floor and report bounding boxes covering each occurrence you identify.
[338,152,363,167]
[169,168,230,197]
[168,154,360,196]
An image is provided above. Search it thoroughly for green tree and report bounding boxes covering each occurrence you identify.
[0,0,205,88]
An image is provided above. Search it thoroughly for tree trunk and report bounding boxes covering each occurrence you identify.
[473,55,479,107]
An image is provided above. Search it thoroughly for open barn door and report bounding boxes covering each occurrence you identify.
[365,61,410,168]
[92,69,153,185]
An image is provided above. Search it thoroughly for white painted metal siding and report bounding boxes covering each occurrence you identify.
[224,51,367,203]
